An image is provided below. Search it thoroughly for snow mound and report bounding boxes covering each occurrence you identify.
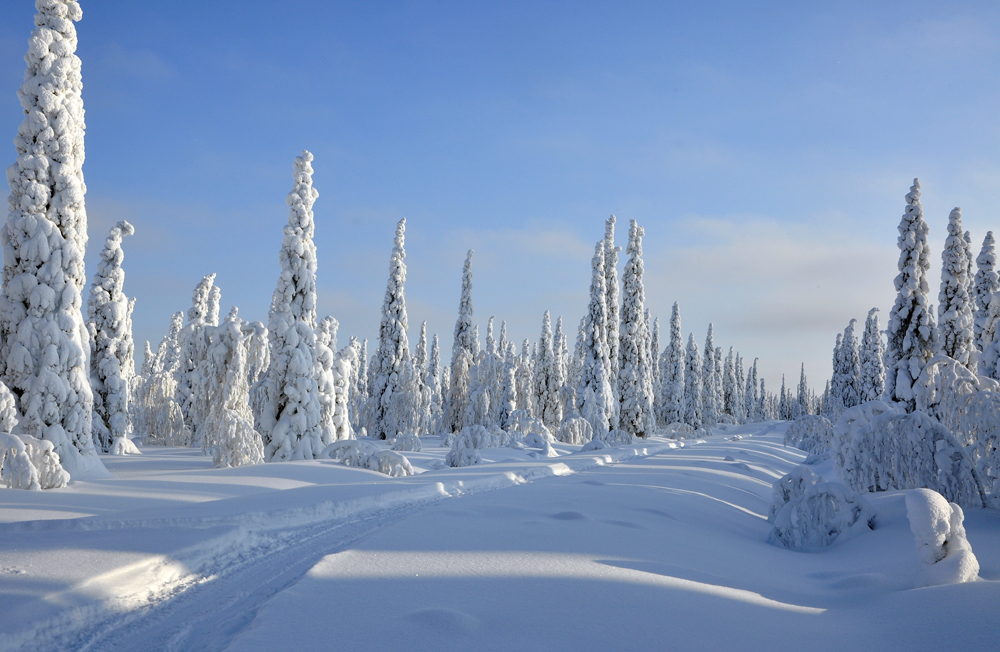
[663,422,695,439]
[319,440,414,477]
[597,429,635,447]
[0,433,70,490]
[905,488,979,587]
[109,437,142,456]
[523,431,558,458]
[833,401,985,508]
[768,465,821,522]
[784,415,833,454]
[391,433,422,452]
[768,481,876,551]
[556,415,593,445]
[580,438,610,452]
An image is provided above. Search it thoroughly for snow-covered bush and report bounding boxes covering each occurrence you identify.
[446,441,481,468]
[109,437,141,456]
[0,382,17,433]
[784,415,834,455]
[556,414,593,445]
[953,390,1000,506]
[597,428,635,447]
[768,481,876,551]
[522,431,557,457]
[834,402,985,508]
[768,465,821,522]
[507,410,554,443]
[913,356,993,431]
[0,433,37,490]
[391,433,422,452]
[905,488,979,587]
[580,438,610,452]
[319,440,414,477]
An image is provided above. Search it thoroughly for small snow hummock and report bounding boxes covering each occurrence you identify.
[109,437,141,456]
[319,440,414,477]
[391,433,422,452]
[768,478,876,551]
[905,488,980,587]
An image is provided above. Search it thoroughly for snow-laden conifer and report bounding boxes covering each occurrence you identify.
[1,0,100,474]
[367,218,413,440]
[447,250,476,432]
[660,302,685,425]
[723,347,737,417]
[937,208,974,367]
[567,316,586,392]
[259,152,323,460]
[797,364,809,417]
[973,232,999,353]
[516,339,533,413]
[683,334,702,428]
[860,308,886,403]
[884,180,937,411]
[616,220,655,437]
[87,220,136,451]
[178,274,217,442]
[604,216,621,390]
[779,376,791,420]
[839,319,862,409]
[702,325,717,428]
[734,354,746,422]
[651,316,661,388]
[577,242,614,435]
[316,316,350,445]
[533,311,562,428]
[745,359,760,422]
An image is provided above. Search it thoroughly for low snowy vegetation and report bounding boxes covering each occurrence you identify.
[784,415,833,455]
[768,480,876,551]
[319,440,414,477]
[905,488,979,587]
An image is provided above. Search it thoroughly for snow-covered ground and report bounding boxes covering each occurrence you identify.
[1,423,997,651]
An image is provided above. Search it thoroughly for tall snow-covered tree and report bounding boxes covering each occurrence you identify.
[860,308,885,403]
[577,242,614,435]
[884,179,937,411]
[0,0,99,474]
[567,315,586,392]
[683,333,702,428]
[796,363,809,417]
[516,338,534,413]
[659,302,685,426]
[555,315,568,392]
[604,216,621,393]
[533,312,561,428]
[734,354,746,422]
[426,333,443,432]
[701,324,717,428]
[838,319,862,409]
[447,250,476,432]
[723,347,737,417]
[367,218,413,440]
[259,151,324,460]
[714,346,724,418]
[973,231,999,353]
[745,359,759,422]
[616,220,655,437]
[177,274,217,441]
[826,332,845,419]
[778,376,791,420]
[936,208,974,367]
[87,220,136,451]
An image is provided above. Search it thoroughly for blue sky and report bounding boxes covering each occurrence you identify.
[2,0,999,391]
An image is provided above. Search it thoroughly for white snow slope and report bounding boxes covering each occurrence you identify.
[0,424,997,652]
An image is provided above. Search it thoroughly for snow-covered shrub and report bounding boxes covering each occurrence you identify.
[663,422,695,438]
[391,433,422,452]
[784,415,834,455]
[15,432,69,490]
[0,433,38,490]
[768,481,875,551]
[556,415,593,445]
[507,410,554,443]
[0,382,17,433]
[913,356,991,431]
[319,440,414,477]
[580,438,610,452]
[834,402,985,508]
[768,465,821,522]
[905,488,979,587]
[446,443,481,468]
[109,437,141,456]
[597,429,635,447]
[953,390,1000,506]
[523,431,557,457]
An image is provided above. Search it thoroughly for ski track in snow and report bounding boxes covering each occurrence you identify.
[0,435,712,652]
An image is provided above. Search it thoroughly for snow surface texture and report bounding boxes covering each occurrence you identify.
[768,480,876,552]
[833,401,984,508]
[784,415,833,455]
[259,152,323,461]
[1,0,103,480]
[88,220,136,452]
[905,488,980,587]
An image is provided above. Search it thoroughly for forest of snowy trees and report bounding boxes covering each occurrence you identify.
[0,1,997,518]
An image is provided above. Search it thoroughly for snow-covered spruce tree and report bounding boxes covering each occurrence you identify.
[860,308,886,403]
[734,354,746,422]
[660,302,685,425]
[315,316,343,446]
[134,312,188,446]
[176,274,216,441]
[555,316,569,391]
[516,339,533,413]
[259,151,324,460]
[426,333,443,432]
[683,334,702,428]
[87,220,136,451]
[604,217,621,398]
[412,321,433,435]
[779,376,791,420]
[642,309,656,422]
[745,359,759,422]
[723,347,736,418]
[758,378,769,420]
[352,338,368,432]
[617,220,655,437]
[839,319,862,410]
[497,344,517,430]
[567,315,586,393]
[650,316,661,390]
[533,311,562,428]
[974,232,999,354]
[714,346,724,417]
[884,180,937,411]
[826,332,845,420]
[367,218,414,440]
[577,242,615,435]
[796,363,809,417]
[937,208,974,368]
[702,325,717,428]
[0,0,100,474]
[447,250,476,432]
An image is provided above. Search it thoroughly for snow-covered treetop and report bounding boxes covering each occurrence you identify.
[269,150,319,331]
[187,274,216,326]
[453,249,475,358]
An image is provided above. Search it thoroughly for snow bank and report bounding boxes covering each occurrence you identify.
[784,415,833,455]
[905,488,979,587]
[768,481,876,551]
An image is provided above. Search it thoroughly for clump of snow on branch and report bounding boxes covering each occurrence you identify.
[905,488,979,587]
